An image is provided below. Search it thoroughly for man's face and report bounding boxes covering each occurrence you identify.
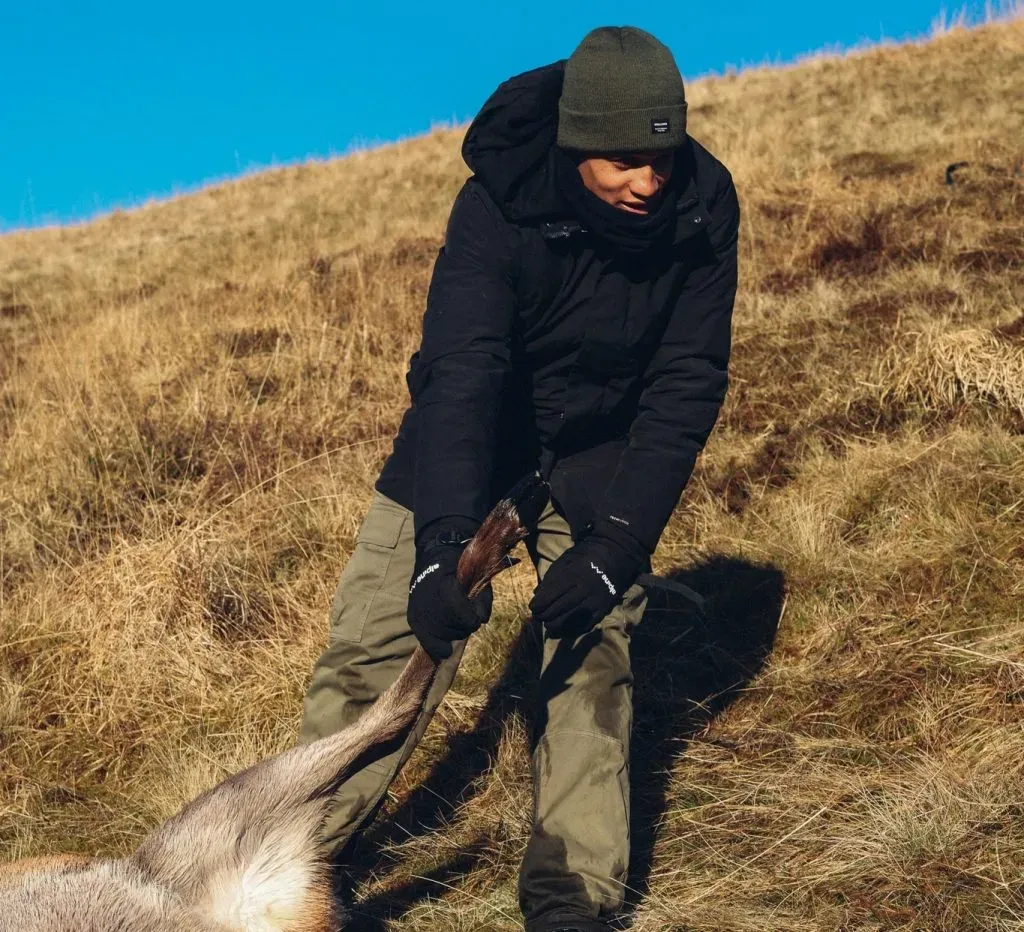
[577,151,675,215]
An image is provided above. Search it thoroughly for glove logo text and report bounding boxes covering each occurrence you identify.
[589,562,617,596]
[410,562,441,594]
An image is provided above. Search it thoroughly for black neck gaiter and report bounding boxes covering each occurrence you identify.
[555,148,678,259]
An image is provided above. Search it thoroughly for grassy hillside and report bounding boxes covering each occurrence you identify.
[2,17,1023,931]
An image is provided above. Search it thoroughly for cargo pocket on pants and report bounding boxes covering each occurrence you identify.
[328,501,409,645]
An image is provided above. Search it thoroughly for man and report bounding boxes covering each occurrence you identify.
[301,25,740,932]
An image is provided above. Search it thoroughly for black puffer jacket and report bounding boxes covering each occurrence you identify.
[376,61,739,553]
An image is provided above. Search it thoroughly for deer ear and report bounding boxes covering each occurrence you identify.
[127,649,436,930]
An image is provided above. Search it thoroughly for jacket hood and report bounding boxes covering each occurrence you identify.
[462,61,567,224]
[462,62,709,238]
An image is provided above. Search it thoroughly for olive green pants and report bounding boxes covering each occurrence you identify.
[300,491,647,925]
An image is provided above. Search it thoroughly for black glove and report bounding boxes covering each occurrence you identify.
[408,520,493,663]
[529,519,647,640]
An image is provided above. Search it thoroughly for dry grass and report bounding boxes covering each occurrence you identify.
[2,16,1024,931]
[885,328,1024,417]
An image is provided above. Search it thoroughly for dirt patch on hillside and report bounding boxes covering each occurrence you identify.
[0,303,31,320]
[808,211,932,277]
[953,229,1024,273]
[391,236,442,268]
[994,314,1024,342]
[221,326,292,358]
[703,426,803,515]
[834,150,917,180]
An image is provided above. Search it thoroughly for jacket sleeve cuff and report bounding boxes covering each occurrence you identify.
[415,515,482,551]
[590,515,650,564]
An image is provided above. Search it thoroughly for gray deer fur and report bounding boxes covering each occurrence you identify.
[0,648,436,932]
[0,475,544,931]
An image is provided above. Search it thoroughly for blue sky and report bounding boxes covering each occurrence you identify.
[0,1,991,229]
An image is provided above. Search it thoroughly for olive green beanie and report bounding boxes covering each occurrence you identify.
[557,26,687,153]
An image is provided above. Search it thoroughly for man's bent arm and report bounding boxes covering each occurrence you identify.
[412,182,517,540]
[597,172,740,553]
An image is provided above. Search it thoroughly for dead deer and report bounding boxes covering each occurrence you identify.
[0,475,548,932]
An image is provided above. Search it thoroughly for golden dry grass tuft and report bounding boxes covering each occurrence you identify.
[2,16,1024,931]
[885,327,1024,417]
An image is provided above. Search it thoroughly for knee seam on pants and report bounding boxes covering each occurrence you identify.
[364,757,394,777]
[539,728,624,746]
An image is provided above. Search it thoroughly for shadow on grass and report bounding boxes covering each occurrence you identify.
[625,556,785,911]
[339,555,784,929]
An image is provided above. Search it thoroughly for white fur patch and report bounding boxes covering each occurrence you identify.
[205,826,320,931]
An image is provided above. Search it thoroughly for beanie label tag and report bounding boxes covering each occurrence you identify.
[651,119,670,134]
